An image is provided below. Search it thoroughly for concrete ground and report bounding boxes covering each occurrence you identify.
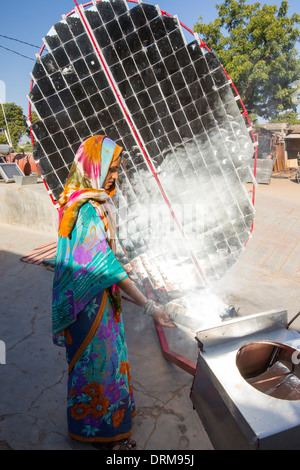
[0,176,299,450]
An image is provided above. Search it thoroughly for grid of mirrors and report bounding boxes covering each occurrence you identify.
[29,0,256,291]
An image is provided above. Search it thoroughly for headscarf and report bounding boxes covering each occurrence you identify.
[58,135,123,239]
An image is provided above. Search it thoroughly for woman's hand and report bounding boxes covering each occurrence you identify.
[151,305,176,328]
[117,278,175,328]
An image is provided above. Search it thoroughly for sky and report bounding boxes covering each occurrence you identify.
[0,0,299,121]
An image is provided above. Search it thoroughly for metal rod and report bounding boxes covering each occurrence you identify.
[286,311,300,330]
[0,102,12,148]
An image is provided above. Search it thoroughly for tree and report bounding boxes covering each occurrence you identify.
[28,110,39,127]
[194,0,300,121]
[269,110,300,124]
[20,110,40,152]
[0,103,28,149]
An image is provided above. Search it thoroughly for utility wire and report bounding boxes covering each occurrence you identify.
[0,34,40,49]
[0,44,35,61]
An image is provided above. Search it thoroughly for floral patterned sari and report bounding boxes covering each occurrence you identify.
[52,136,136,443]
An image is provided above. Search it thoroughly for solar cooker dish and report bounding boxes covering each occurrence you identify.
[28,0,256,301]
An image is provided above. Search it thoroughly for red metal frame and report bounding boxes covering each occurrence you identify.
[28,0,258,376]
[155,325,196,375]
[122,292,196,376]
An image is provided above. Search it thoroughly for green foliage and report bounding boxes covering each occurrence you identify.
[0,103,28,149]
[28,110,39,127]
[269,110,300,124]
[20,142,34,152]
[194,0,300,120]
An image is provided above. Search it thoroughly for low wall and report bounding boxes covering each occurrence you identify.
[286,158,298,169]
[0,181,58,235]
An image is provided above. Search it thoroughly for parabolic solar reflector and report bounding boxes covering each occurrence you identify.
[28,0,257,297]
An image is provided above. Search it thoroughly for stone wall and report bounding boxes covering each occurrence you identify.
[0,182,58,235]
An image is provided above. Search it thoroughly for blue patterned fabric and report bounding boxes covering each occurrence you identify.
[66,290,136,442]
[52,202,128,345]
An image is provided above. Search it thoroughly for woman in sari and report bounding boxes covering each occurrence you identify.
[52,135,174,450]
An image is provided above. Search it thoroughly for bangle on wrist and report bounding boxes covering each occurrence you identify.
[143,299,155,317]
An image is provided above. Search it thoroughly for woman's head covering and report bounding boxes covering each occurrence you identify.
[58,135,123,238]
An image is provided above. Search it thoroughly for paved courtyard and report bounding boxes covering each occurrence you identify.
[0,176,299,450]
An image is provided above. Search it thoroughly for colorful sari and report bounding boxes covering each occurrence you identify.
[52,136,136,443]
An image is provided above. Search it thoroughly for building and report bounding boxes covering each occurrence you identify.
[259,123,300,171]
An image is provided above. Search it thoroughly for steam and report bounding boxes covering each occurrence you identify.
[164,286,235,335]
[109,109,256,334]
[113,124,255,295]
